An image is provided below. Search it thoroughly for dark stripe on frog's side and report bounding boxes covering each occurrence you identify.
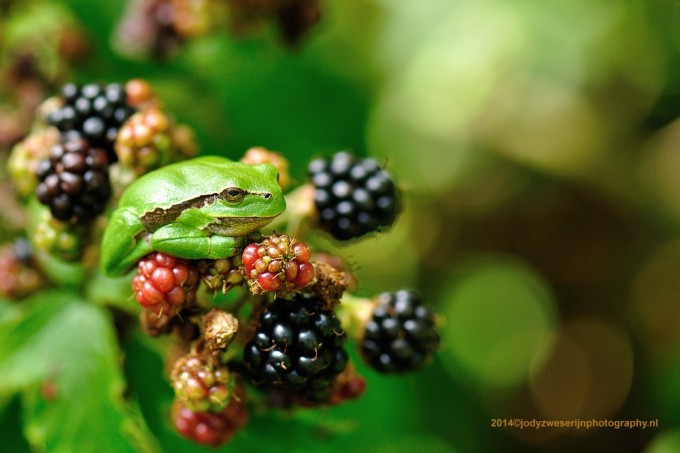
[139,188,275,234]
[140,193,218,232]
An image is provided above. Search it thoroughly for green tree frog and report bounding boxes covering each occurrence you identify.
[100,156,285,276]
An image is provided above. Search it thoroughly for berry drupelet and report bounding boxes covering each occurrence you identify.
[35,136,112,222]
[361,290,439,373]
[243,294,348,400]
[46,82,136,160]
[307,151,400,240]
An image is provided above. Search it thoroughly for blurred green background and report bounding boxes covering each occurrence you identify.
[4,0,680,451]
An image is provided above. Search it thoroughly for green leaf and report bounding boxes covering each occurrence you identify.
[0,291,160,453]
[0,298,20,324]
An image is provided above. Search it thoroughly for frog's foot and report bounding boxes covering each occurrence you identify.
[150,224,244,259]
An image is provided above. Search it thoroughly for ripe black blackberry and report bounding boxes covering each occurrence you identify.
[46,82,136,161]
[243,294,349,400]
[35,136,112,222]
[361,290,439,373]
[307,151,400,240]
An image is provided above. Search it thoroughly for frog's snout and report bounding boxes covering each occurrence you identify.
[264,193,272,199]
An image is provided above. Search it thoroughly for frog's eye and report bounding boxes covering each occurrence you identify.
[223,187,246,203]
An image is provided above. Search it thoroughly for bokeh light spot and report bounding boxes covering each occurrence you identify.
[630,240,680,350]
[442,256,557,387]
[530,318,633,420]
[644,429,680,453]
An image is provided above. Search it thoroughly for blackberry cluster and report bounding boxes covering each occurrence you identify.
[133,252,200,316]
[243,294,348,401]
[115,107,171,173]
[241,234,314,294]
[361,290,439,373]
[35,137,112,221]
[308,151,400,240]
[46,82,136,160]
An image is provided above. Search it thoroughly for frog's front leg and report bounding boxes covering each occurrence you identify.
[149,223,245,259]
[101,207,153,276]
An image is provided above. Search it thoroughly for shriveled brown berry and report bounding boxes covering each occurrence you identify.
[202,309,239,358]
[313,251,358,293]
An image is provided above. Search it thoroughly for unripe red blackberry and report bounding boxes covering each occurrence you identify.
[242,234,314,295]
[243,294,349,399]
[115,108,169,171]
[46,82,136,160]
[114,106,194,176]
[172,385,248,448]
[35,136,111,222]
[132,252,199,316]
[307,151,400,240]
[171,353,234,413]
[361,290,439,373]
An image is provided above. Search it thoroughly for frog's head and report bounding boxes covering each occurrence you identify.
[199,160,286,236]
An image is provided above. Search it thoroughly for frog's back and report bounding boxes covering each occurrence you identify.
[119,156,235,211]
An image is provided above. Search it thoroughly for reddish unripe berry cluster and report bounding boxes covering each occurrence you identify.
[171,354,233,413]
[172,388,248,447]
[241,234,314,293]
[132,252,199,316]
